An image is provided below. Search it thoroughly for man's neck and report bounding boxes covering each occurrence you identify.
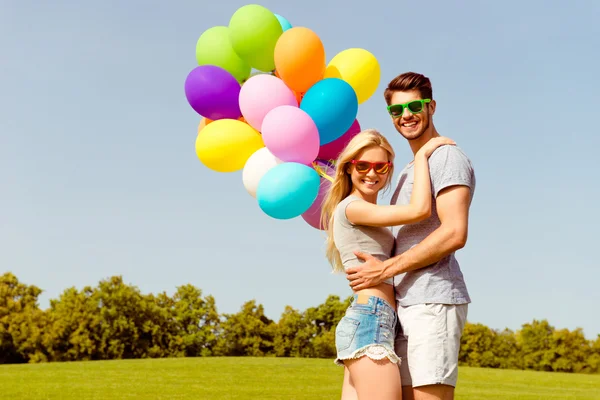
[409,127,440,156]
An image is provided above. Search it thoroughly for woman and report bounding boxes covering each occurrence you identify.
[320,129,454,399]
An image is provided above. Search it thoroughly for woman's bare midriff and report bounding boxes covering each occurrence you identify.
[354,282,396,309]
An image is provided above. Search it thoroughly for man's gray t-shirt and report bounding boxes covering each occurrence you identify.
[390,145,475,306]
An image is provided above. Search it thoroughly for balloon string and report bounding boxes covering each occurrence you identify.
[312,162,335,183]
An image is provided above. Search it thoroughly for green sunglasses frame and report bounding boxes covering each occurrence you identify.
[387,99,431,118]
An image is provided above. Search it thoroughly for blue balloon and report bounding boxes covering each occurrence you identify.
[257,162,320,220]
[274,13,292,32]
[300,78,358,145]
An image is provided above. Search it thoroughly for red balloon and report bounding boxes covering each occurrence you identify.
[317,119,361,161]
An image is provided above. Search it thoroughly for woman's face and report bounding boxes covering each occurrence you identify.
[347,145,391,198]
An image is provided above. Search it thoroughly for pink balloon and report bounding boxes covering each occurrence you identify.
[317,119,361,161]
[261,105,320,164]
[239,74,298,132]
[302,160,335,230]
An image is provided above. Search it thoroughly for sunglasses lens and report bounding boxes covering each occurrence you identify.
[355,162,371,173]
[388,105,404,117]
[375,163,390,174]
[407,100,424,113]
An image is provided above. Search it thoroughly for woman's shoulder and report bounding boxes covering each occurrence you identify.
[334,195,365,225]
[335,194,364,211]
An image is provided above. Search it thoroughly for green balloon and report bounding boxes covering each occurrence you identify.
[228,5,283,72]
[196,26,251,83]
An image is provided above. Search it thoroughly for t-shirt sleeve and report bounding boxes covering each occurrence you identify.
[428,146,475,198]
[338,196,364,226]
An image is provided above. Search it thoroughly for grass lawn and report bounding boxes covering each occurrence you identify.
[1,357,599,399]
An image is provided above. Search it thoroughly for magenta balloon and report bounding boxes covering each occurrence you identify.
[184,65,242,120]
[301,160,335,230]
[317,119,361,161]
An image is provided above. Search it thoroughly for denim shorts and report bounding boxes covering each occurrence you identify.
[334,294,401,366]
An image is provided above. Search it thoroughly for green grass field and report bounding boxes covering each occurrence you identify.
[1,357,599,399]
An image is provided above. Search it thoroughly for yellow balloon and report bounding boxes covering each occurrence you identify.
[324,48,381,104]
[195,119,264,173]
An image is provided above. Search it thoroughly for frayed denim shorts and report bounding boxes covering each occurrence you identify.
[334,294,400,366]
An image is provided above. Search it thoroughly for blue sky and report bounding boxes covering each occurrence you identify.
[2,0,599,339]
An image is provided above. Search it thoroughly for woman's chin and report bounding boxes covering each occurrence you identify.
[356,186,381,197]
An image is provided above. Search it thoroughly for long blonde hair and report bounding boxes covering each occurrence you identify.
[320,129,396,272]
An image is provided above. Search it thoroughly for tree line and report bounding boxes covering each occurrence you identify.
[1,272,599,373]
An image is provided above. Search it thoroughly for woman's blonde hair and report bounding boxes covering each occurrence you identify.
[320,129,395,272]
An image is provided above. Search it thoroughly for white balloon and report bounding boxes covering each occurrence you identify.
[242,147,283,197]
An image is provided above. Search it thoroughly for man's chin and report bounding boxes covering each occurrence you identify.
[399,129,425,141]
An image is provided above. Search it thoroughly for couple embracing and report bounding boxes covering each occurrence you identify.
[321,72,476,400]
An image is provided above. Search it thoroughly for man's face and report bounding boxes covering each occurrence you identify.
[388,90,435,141]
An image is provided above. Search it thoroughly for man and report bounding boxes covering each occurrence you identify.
[346,72,476,400]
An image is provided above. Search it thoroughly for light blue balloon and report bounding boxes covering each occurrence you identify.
[257,162,320,220]
[274,13,292,32]
[300,78,358,145]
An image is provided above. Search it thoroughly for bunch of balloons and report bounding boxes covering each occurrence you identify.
[184,4,380,230]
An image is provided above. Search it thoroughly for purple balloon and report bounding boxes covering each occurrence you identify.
[184,65,242,120]
[302,160,335,230]
[317,119,361,161]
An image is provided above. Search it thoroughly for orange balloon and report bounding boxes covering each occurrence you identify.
[294,91,304,104]
[198,118,213,134]
[199,117,246,135]
[274,27,325,93]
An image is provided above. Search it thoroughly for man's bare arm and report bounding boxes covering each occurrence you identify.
[347,185,472,290]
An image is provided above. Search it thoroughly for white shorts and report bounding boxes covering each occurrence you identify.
[394,303,468,388]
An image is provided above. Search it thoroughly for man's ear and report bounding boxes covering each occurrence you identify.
[429,99,437,116]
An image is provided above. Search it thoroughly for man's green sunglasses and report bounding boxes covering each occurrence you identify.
[387,99,431,118]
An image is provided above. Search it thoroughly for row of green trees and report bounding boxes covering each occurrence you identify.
[1,273,599,373]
